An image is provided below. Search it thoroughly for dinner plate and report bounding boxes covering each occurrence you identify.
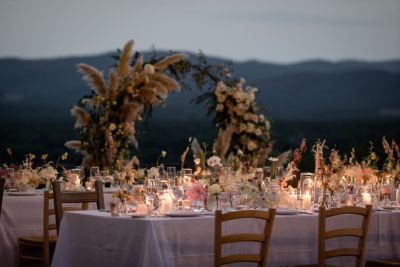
[380,206,398,210]
[165,211,203,217]
[8,192,38,196]
[236,205,251,210]
[276,208,298,215]
[131,213,148,218]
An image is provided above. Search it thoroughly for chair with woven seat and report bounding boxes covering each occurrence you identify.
[0,178,5,217]
[214,209,276,267]
[52,180,105,233]
[16,191,56,267]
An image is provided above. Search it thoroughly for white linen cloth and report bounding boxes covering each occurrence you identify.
[0,191,113,267]
[52,210,400,267]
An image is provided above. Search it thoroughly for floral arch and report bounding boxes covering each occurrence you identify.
[66,40,272,170]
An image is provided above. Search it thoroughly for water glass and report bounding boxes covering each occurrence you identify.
[166,167,176,180]
[5,168,15,189]
[76,166,85,180]
[90,166,100,179]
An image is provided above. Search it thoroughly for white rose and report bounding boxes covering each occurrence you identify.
[207,156,221,168]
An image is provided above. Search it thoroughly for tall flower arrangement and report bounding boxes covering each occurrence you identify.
[211,79,271,167]
[66,40,187,169]
[382,137,400,185]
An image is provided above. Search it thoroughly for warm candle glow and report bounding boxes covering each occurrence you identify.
[302,191,312,210]
[362,191,371,205]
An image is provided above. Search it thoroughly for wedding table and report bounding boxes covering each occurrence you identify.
[52,209,400,267]
[0,190,114,267]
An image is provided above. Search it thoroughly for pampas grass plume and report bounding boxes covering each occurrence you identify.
[77,63,106,97]
[117,40,134,77]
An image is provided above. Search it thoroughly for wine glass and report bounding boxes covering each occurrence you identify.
[90,166,100,180]
[6,167,15,190]
[101,170,112,187]
[171,185,184,210]
[166,167,176,184]
[76,166,85,180]
[157,165,166,179]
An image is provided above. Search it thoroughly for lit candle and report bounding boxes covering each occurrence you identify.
[85,181,93,191]
[362,192,371,205]
[159,192,173,214]
[302,191,312,210]
[75,177,81,190]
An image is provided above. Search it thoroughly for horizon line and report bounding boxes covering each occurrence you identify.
[0,49,399,65]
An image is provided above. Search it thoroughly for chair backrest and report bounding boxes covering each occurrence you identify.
[43,191,55,267]
[52,180,105,233]
[0,178,5,217]
[318,205,372,267]
[215,209,276,267]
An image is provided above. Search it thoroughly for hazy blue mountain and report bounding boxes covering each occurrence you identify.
[1,52,400,122]
[0,52,399,165]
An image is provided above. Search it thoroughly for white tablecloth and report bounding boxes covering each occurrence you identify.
[0,191,114,267]
[52,209,400,267]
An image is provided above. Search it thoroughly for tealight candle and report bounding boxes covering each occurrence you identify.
[85,181,93,191]
[75,178,81,189]
[362,192,371,205]
[159,191,173,214]
[302,192,312,210]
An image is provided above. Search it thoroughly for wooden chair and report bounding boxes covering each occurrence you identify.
[16,191,56,267]
[214,209,276,267]
[0,178,5,217]
[316,205,372,267]
[52,180,105,233]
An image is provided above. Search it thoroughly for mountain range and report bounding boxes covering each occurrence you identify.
[0,52,399,165]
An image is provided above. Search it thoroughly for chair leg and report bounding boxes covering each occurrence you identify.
[16,239,21,267]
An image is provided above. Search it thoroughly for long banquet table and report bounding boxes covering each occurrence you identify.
[52,209,400,267]
[0,191,114,267]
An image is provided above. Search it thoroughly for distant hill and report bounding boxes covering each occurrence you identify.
[0,53,399,165]
[1,53,400,121]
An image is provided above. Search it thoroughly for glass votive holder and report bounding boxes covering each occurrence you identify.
[85,181,94,191]
[110,202,119,216]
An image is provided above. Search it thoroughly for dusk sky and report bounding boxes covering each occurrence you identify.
[0,0,399,63]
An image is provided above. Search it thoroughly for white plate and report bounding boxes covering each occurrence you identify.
[131,213,148,218]
[166,211,203,217]
[236,205,251,210]
[8,192,38,196]
[381,206,398,210]
[276,208,298,215]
